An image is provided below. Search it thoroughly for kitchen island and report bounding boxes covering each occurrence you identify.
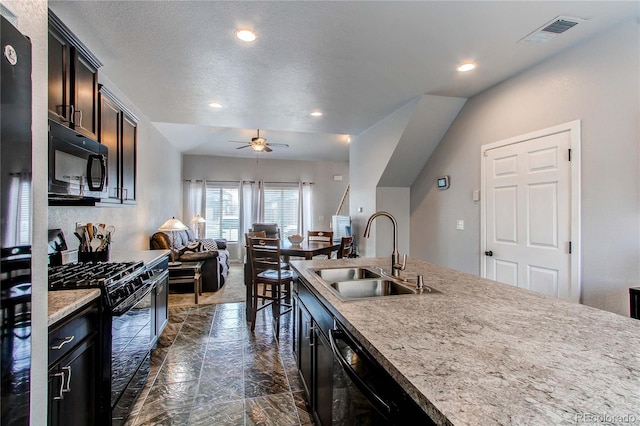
[289,257,640,425]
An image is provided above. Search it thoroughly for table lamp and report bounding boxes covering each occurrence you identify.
[159,217,188,266]
[191,214,206,239]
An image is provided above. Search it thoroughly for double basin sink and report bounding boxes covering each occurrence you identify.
[311,266,439,301]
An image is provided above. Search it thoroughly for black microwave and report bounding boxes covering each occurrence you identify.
[48,119,108,205]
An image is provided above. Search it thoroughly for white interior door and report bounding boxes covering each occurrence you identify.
[481,122,580,301]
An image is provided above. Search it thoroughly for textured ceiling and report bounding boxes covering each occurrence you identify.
[49,1,638,161]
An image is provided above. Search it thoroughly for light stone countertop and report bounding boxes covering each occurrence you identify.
[48,249,170,327]
[289,257,640,426]
[48,289,101,327]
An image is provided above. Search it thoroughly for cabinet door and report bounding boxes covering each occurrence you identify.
[98,93,121,201]
[121,115,137,203]
[73,53,99,139]
[48,335,99,426]
[314,329,333,426]
[48,27,72,124]
[297,301,313,398]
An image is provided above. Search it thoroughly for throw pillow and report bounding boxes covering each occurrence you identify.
[199,239,218,251]
[179,241,202,254]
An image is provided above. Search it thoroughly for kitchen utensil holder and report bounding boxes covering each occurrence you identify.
[78,249,110,263]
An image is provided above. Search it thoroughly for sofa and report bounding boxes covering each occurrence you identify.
[150,229,229,292]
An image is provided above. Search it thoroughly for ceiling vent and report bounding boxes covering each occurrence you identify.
[519,16,585,45]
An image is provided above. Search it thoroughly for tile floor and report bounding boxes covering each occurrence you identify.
[124,302,313,425]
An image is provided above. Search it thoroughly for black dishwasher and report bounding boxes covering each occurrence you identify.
[329,321,435,425]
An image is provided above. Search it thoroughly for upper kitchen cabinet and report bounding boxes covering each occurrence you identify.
[48,10,102,140]
[99,86,138,205]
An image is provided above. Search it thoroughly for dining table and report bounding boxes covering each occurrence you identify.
[244,239,341,320]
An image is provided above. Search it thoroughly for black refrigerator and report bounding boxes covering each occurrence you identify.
[0,15,33,426]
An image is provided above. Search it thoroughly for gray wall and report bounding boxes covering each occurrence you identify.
[182,155,349,261]
[350,98,418,258]
[410,19,639,316]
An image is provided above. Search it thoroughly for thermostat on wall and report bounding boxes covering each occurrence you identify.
[437,176,450,190]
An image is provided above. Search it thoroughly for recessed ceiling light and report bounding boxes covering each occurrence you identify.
[235,28,256,42]
[209,102,223,108]
[310,111,323,117]
[457,62,476,72]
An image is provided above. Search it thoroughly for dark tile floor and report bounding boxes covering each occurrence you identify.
[124,302,313,425]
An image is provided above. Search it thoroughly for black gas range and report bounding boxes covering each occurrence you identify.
[48,261,168,425]
[48,261,150,308]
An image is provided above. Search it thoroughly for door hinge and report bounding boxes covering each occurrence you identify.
[569,241,572,254]
[568,149,572,161]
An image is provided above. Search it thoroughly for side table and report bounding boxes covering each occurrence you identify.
[168,261,204,304]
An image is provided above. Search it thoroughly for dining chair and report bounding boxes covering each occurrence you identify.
[247,236,294,337]
[307,230,333,243]
[336,236,354,259]
[250,223,281,239]
[307,230,334,258]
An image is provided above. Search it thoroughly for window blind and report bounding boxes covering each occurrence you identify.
[204,182,240,242]
[263,183,299,237]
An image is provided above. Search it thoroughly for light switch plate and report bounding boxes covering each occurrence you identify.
[456,220,464,230]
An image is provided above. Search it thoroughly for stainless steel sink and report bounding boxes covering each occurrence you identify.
[330,279,416,299]
[313,267,381,282]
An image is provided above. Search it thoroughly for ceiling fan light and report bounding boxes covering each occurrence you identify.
[252,144,265,152]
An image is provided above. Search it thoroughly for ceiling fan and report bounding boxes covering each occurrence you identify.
[229,129,289,152]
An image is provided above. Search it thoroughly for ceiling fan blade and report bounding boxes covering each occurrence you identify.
[235,145,252,150]
[267,143,289,148]
[229,140,250,144]
[264,146,273,152]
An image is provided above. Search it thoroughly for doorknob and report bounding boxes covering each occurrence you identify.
[484,250,493,257]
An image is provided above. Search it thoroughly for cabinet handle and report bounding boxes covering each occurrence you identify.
[56,104,74,123]
[51,335,74,350]
[308,324,316,347]
[123,188,128,200]
[61,366,72,393]
[52,371,65,400]
[74,109,83,128]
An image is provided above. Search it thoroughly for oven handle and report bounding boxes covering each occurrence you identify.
[111,282,155,316]
[328,327,392,417]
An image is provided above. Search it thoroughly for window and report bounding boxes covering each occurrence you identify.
[204,182,240,242]
[263,183,299,236]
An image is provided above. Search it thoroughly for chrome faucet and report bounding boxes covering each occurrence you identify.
[363,211,406,277]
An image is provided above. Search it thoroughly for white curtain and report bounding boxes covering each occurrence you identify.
[184,180,205,235]
[299,182,314,235]
[252,180,265,224]
[241,181,254,236]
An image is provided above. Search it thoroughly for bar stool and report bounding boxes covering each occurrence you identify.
[247,236,293,337]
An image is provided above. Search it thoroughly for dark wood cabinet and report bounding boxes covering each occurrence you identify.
[48,10,101,140]
[48,301,101,426]
[152,271,169,347]
[297,301,313,397]
[98,86,138,204]
[313,327,334,426]
[295,289,334,426]
[121,114,137,203]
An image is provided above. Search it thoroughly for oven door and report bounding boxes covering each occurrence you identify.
[110,284,153,423]
[329,323,435,425]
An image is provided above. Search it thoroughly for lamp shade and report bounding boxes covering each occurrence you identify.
[158,217,188,231]
[191,215,206,224]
